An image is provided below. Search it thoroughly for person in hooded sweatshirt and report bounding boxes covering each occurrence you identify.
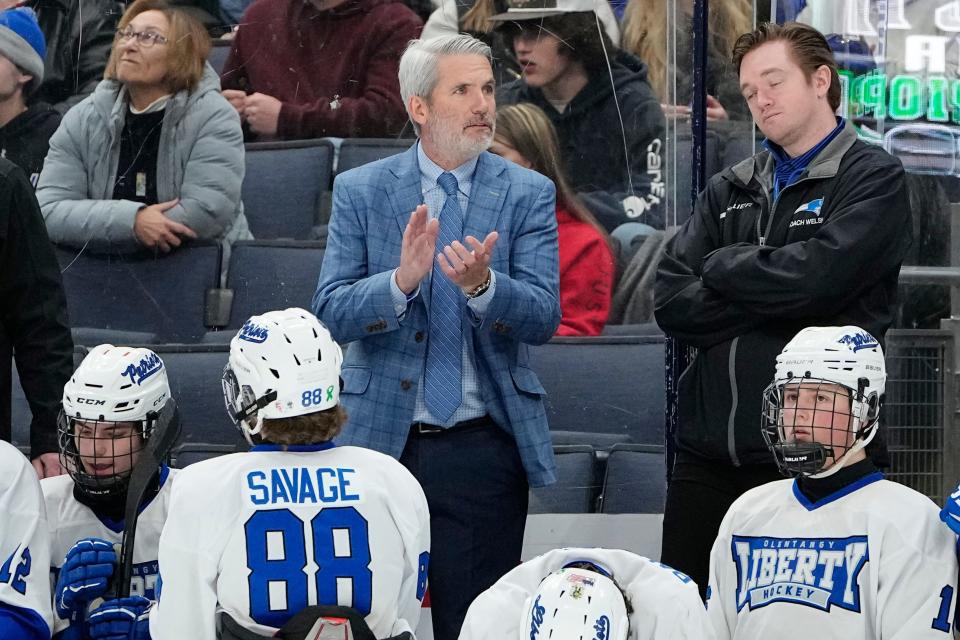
[0,7,59,188]
[492,0,666,233]
[219,0,422,140]
[36,0,251,256]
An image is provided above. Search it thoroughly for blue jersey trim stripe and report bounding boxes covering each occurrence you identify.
[0,601,51,640]
[251,442,337,453]
[96,463,172,533]
[792,471,885,511]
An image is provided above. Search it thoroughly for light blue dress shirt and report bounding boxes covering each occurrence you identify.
[388,143,496,426]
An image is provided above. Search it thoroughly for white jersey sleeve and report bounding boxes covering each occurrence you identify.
[42,467,177,636]
[707,475,960,640]
[150,445,430,640]
[459,547,715,640]
[0,441,52,640]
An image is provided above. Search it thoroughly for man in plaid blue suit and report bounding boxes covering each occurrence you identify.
[313,34,561,640]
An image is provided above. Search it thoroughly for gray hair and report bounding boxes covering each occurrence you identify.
[398,34,493,136]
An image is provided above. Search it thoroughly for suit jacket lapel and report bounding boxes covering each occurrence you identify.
[464,152,508,244]
[389,145,425,237]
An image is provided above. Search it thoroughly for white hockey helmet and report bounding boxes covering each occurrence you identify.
[520,565,629,640]
[761,326,885,478]
[59,344,172,499]
[222,308,343,443]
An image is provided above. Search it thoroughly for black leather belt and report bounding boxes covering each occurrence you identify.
[411,415,492,435]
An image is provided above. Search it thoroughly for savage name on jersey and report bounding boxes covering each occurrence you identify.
[149,445,430,640]
[707,474,959,639]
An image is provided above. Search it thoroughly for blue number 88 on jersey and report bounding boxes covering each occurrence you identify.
[244,506,372,627]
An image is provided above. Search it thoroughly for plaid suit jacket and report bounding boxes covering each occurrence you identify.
[313,146,560,487]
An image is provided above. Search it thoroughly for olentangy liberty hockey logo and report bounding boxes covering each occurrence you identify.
[837,330,879,352]
[732,535,869,613]
[788,198,824,228]
[122,352,163,386]
[239,320,269,343]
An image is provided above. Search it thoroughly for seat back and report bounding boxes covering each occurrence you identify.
[149,344,238,446]
[600,444,667,514]
[530,335,665,448]
[56,243,222,342]
[225,240,326,328]
[207,41,231,74]
[528,445,599,514]
[336,138,414,174]
[11,347,88,451]
[171,442,239,467]
[243,140,335,239]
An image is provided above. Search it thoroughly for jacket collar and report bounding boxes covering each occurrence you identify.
[728,120,859,189]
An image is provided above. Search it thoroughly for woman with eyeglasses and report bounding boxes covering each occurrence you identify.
[36,0,250,255]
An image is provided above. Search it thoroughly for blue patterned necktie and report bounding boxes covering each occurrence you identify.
[423,172,465,423]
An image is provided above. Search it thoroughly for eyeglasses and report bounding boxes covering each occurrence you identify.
[116,27,169,48]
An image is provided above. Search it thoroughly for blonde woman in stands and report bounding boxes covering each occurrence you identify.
[490,103,615,336]
[622,0,751,121]
[37,0,250,255]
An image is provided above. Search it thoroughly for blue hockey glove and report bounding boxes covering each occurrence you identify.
[54,538,117,619]
[940,483,960,535]
[87,596,152,640]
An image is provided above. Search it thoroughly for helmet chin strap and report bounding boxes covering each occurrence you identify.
[808,421,879,479]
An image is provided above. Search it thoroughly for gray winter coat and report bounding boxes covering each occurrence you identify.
[37,64,251,252]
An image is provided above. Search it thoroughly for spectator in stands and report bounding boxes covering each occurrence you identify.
[490,103,614,336]
[0,7,59,188]
[314,34,560,640]
[36,0,250,255]
[621,0,751,122]
[0,156,73,479]
[421,0,619,87]
[219,0,422,140]
[654,22,912,597]
[6,0,122,113]
[492,0,666,234]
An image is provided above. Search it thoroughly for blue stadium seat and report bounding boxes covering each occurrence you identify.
[600,444,667,514]
[171,442,240,468]
[148,344,239,446]
[225,240,326,329]
[671,128,723,225]
[336,138,414,174]
[56,243,222,342]
[243,139,335,239]
[529,335,665,448]
[529,445,600,514]
[207,41,231,75]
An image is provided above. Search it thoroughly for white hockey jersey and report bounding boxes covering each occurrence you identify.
[149,443,431,640]
[707,473,960,640]
[0,442,53,640]
[459,547,716,640]
[42,465,177,635]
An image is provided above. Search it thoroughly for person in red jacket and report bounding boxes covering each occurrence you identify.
[490,102,615,336]
[220,0,422,140]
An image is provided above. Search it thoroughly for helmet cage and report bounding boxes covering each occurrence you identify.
[221,364,278,441]
[58,409,156,501]
[762,375,878,478]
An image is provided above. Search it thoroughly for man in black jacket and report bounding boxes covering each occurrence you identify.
[0,156,74,478]
[654,22,912,597]
[491,0,666,232]
[0,0,122,113]
[0,6,59,186]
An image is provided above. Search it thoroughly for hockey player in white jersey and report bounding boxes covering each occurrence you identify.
[42,345,178,639]
[707,326,960,640]
[459,547,716,640]
[0,440,53,639]
[135,308,431,640]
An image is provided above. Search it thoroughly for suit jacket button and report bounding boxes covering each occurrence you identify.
[400,379,412,391]
[415,331,424,342]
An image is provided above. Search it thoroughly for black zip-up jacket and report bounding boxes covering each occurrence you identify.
[29,0,122,114]
[655,123,911,465]
[0,102,60,188]
[0,159,73,456]
[498,51,666,232]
